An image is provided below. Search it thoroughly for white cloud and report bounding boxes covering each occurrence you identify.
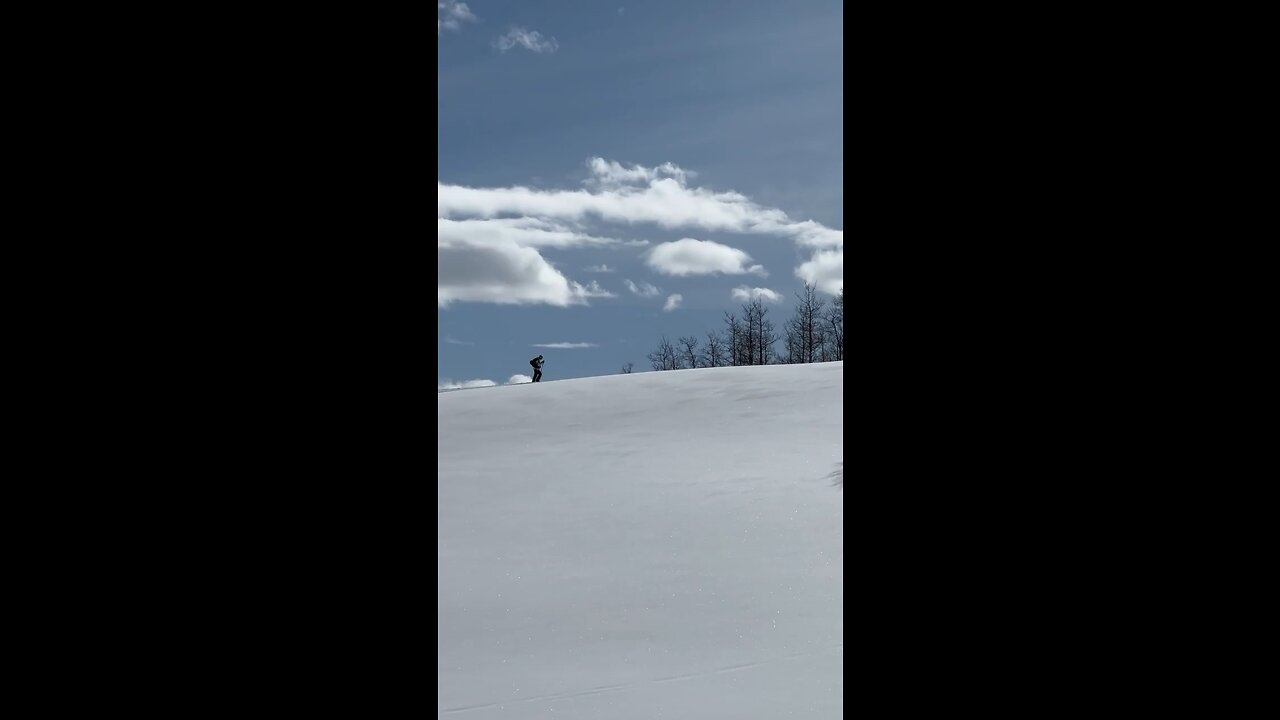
[731,286,784,303]
[439,217,625,249]
[585,264,615,273]
[647,238,766,277]
[663,294,683,312]
[438,378,496,392]
[438,1,477,34]
[494,27,559,53]
[788,220,844,249]
[438,220,618,307]
[445,337,474,345]
[438,178,789,232]
[585,157,691,188]
[532,342,598,349]
[624,279,661,297]
[574,280,615,298]
[507,374,532,384]
[438,238,615,307]
[437,158,843,305]
[795,249,843,296]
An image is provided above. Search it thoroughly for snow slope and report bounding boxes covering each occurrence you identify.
[438,362,843,718]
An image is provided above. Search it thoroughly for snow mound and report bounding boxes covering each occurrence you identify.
[438,362,843,718]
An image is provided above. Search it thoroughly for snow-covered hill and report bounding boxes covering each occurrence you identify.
[438,362,843,718]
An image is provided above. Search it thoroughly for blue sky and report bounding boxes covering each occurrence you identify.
[439,0,842,387]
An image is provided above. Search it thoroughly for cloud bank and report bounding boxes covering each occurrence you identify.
[438,157,842,306]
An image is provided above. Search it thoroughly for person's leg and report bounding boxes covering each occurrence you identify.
[533,369,541,382]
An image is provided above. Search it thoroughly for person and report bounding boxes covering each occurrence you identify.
[529,354,544,382]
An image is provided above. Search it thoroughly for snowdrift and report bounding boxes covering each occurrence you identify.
[438,362,843,718]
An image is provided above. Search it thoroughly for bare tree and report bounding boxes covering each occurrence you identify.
[824,289,844,361]
[786,284,826,363]
[645,287,839,372]
[760,311,780,365]
[741,299,779,365]
[783,328,802,364]
[700,330,728,367]
[743,300,761,365]
[736,305,759,365]
[621,362,634,374]
[646,335,678,371]
[676,335,699,369]
[723,312,745,366]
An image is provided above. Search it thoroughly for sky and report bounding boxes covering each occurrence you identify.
[438,362,843,716]
[439,0,843,387]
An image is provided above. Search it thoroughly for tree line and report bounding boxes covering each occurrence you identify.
[637,285,843,372]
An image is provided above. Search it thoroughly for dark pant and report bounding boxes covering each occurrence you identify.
[533,369,542,382]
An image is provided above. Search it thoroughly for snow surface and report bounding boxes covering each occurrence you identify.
[438,362,843,718]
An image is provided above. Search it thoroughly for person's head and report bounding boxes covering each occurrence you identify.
[537,355,543,360]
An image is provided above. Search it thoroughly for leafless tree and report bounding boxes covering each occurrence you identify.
[824,289,844,361]
[723,312,745,366]
[745,302,758,364]
[700,330,728,367]
[644,287,837,370]
[621,362,634,374]
[676,335,699,369]
[741,299,779,365]
[786,283,827,363]
[646,335,678,371]
[783,330,801,364]
[761,314,779,365]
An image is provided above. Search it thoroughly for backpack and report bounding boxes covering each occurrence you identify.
[530,357,539,368]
